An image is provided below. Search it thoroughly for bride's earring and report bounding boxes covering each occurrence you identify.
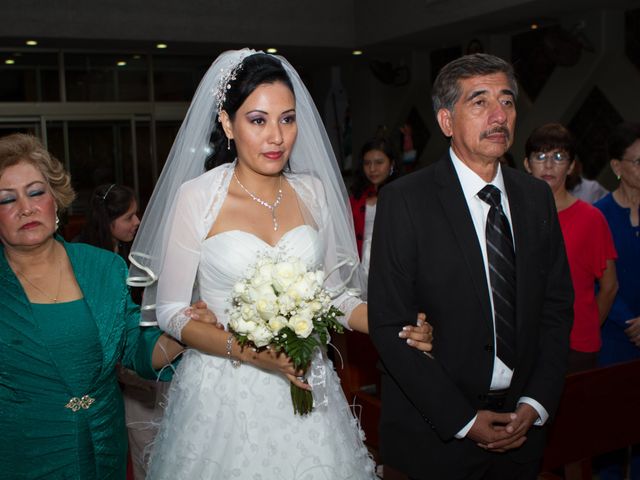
[227,138,231,151]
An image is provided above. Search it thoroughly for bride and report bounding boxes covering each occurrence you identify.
[129,49,432,479]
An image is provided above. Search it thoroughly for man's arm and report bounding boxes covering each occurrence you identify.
[519,186,574,416]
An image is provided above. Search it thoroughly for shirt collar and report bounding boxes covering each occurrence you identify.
[449,147,507,203]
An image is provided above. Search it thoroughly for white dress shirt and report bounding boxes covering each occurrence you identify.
[449,149,548,438]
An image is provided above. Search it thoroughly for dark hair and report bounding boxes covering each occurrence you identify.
[525,123,577,160]
[607,121,640,161]
[0,133,75,211]
[78,183,137,254]
[205,53,294,170]
[351,138,399,199]
[431,53,518,115]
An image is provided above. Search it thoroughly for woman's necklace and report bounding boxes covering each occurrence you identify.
[11,250,63,303]
[234,172,283,231]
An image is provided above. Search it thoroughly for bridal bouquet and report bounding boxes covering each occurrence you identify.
[228,254,344,415]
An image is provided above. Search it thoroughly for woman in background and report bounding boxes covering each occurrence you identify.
[524,123,618,373]
[349,138,398,277]
[594,121,640,480]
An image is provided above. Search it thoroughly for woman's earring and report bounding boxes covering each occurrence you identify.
[227,138,231,151]
[55,214,60,229]
[617,174,621,180]
[389,165,395,176]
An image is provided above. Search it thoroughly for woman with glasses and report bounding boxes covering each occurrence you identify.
[592,121,640,480]
[524,123,618,373]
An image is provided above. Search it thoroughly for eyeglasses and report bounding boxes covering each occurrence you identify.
[530,151,571,164]
[622,157,640,167]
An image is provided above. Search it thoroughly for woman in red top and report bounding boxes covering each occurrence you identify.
[524,123,618,373]
[349,138,399,276]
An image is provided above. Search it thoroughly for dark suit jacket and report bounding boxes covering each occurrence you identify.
[368,154,573,479]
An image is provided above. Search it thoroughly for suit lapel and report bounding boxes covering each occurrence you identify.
[435,156,493,331]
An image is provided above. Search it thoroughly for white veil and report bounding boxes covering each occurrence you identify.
[128,48,364,325]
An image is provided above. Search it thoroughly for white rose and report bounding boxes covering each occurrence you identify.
[247,283,274,303]
[289,313,314,338]
[256,291,278,321]
[240,304,257,321]
[232,317,258,336]
[258,262,274,280]
[268,315,288,334]
[297,304,314,321]
[272,261,298,293]
[309,300,323,313]
[287,276,316,302]
[248,323,273,347]
[314,270,325,287]
[250,262,274,289]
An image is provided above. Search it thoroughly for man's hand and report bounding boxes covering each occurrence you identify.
[625,317,640,347]
[466,410,516,446]
[483,403,539,452]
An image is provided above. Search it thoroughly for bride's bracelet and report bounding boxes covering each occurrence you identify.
[226,334,242,368]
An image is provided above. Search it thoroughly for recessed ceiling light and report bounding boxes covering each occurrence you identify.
[133,54,141,60]
[25,40,38,46]
[530,23,539,30]
[117,61,127,67]
[352,50,363,56]
[5,59,15,65]
[156,43,168,49]
[266,48,278,54]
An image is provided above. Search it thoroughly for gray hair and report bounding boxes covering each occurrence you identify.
[431,53,518,115]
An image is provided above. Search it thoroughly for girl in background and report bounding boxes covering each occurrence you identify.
[349,138,399,278]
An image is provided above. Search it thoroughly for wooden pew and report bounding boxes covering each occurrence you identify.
[540,359,640,479]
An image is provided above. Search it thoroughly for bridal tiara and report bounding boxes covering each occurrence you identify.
[214,56,247,118]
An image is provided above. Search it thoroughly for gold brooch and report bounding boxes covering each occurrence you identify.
[65,395,95,412]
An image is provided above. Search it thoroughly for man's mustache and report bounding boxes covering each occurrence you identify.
[480,127,511,141]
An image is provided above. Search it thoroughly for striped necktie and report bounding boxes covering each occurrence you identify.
[478,184,516,369]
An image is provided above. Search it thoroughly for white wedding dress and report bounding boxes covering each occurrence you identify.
[147,224,377,480]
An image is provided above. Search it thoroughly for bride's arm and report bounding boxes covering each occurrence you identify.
[154,181,206,340]
[179,320,310,390]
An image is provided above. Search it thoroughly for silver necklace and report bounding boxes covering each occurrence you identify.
[234,172,283,231]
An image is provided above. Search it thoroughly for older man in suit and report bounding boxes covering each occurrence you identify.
[368,53,573,480]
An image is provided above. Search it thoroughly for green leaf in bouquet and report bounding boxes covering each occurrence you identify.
[274,327,320,370]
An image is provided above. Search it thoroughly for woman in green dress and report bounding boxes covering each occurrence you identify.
[0,133,210,479]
